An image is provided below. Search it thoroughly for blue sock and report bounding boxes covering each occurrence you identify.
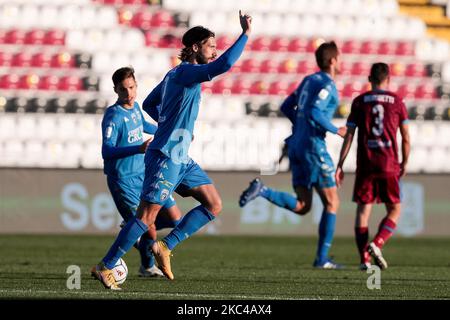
[316,211,336,263]
[103,216,148,269]
[155,215,181,230]
[260,187,297,211]
[164,205,215,250]
[137,232,154,269]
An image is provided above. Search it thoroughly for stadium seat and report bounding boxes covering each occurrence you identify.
[0,51,13,66]
[5,29,26,44]
[11,52,33,67]
[270,36,289,52]
[31,52,52,68]
[260,59,278,74]
[39,75,60,91]
[24,29,46,45]
[58,75,83,91]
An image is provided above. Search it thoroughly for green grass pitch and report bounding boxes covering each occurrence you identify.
[0,235,449,300]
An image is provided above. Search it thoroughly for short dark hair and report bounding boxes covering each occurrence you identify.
[369,63,390,85]
[112,67,135,86]
[179,26,215,62]
[315,41,339,71]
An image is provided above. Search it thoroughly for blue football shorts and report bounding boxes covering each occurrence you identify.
[289,150,336,190]
[141,149,213,205]
[107,174,176,222]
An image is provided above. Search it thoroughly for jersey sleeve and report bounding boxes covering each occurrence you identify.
[310,84,338,134]
[101,110,140,160]
[176,33,248,86]
[280,92,297,124]
[142,81,162,122]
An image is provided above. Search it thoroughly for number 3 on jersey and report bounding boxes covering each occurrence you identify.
[372,104,384,137]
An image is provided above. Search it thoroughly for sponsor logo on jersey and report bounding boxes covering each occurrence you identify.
[124,117,129,122]
[127,127,143,143]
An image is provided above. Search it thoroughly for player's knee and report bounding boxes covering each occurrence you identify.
[295,202,311,215]
[208,197,222,216]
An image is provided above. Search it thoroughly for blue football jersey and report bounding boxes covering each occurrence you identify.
[291,71,339,153]
[102,101,151,178]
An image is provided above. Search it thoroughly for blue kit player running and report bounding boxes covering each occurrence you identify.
[98,67,182,279]
[92,11,252,289]
[240,41,347,269]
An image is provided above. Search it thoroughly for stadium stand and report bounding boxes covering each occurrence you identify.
[0,0,449,173]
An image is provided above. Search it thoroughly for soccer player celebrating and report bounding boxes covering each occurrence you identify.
[240,41,347,269]
[92,11,252,289]
[335,63,411,270]
[99,67,182,278]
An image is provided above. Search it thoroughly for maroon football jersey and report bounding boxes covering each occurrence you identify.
[347,90,409,176]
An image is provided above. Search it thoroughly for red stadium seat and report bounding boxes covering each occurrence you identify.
[405,63,426,77]
[44,30,65,45]
[287,81,299,93]
[378,41,396,55]
[341,40,361,54]
[0,51,13,67]
[251,36,271,51]
[24,29,46,45]
[39,75,60,91]
[11,52,33,67]
[158,33,181,48]
[51,52,75,68]
[415,83,437,99]
[5,30,26,45]
[231,77,252,95]
[278,58,297,73]
[397,83,416,99]
[306,38,321,53]
[260,59,278,73]
[211,78,233,95]
[360,40,378,55]
[390,62,406,77]
[288,37,307,53]
[201,81,213,94]
[0,74,20,89]
[117,8,133,25]
[151,11,175,28]
[297,60,316,74]
[144,31,161,47]
[268,81,290,95]
[131,11,152,30]
[249,80,269,95]
[18,74,40,90]
[341,81,364,99]
[270,36,289,52]
[396,41,414,56]
[339,60,353,76]
[351,61,371,76]
[31,52,52,68]
[241,58,260,73]
[58,75,83,91]
[216,35,233,51]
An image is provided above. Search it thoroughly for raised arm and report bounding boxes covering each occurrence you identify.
[177,11,252,86]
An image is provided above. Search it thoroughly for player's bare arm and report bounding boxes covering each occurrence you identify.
[139,138,152,153]
[337,126,348,138]
[399,122,410,177]
[335,126,356,187]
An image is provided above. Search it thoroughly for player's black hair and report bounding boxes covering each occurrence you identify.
[112,67,135,86]
[369,63,390,85]
[315,41,339,71]
[179,26,215,62]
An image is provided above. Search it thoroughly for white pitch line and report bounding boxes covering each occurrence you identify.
[0,289,313,300]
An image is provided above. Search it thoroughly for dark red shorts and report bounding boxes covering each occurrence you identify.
[353,174,400,204]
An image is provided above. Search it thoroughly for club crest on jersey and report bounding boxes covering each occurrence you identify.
[318,89,329,100]
[160,189,170,202]
[131,113,137,124]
